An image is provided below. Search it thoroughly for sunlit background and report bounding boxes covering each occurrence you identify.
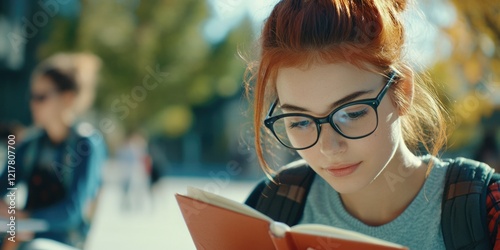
[0,0,499,249]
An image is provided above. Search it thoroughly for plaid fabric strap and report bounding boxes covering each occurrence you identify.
[254,160,316,226]
[441,157,496,250]
[251,157,499,249]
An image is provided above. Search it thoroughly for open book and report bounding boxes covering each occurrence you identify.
[175,187,408,250]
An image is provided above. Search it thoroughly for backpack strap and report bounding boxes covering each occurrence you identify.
[249,159,316,226]
[489,172,500,185]
[441,157,495,250]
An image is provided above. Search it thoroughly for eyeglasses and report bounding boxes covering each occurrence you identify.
[264,72,397,150]
[30,91,59,103]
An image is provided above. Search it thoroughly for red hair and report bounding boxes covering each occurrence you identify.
[245,0,448,175]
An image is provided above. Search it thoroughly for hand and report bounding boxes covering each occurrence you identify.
[0,232,33,250]
[1,239,20,250]
[17,231,34,242]
[0,201,29,219]
[16,210,34,242]
[15,210,29,220]
[0,201,11,218]
[0,201,33,241]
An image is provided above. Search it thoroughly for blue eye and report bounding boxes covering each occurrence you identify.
[289,120,312,129]
[337,107,369,123]
[346,108,368,119]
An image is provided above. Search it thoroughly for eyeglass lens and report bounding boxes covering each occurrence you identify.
[271,103,377,149]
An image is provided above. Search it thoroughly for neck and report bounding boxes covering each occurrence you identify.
[339,143,428,226]
[45,121,71,144]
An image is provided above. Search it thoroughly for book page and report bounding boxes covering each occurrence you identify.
[269,221,291,237]
[186,186,273,222]
[290,224,405,248]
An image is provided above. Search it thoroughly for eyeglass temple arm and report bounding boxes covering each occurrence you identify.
[376,71,397,104]
[266,99,279,119]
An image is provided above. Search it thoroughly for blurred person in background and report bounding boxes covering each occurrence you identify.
[117,131,152,213]
[0,53,106,250]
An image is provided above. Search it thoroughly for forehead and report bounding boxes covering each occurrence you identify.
[31,75,55,92]
[275,63,383,113]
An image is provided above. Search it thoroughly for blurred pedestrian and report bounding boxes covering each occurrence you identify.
[117,131,152,213]
[0,53,106,249]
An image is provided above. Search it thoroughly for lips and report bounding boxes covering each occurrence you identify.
[325,162,361,177]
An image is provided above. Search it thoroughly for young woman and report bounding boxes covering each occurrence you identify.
[244,0,500,249]
[0,53,106,249]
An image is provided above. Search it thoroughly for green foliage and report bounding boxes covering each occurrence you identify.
[39,0,253,135]
[428,0,500,150]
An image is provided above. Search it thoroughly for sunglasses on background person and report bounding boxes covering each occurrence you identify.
[30,90,59,103]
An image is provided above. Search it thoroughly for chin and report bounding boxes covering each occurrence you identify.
[321,174,367,194]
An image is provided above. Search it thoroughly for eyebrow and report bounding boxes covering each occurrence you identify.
[279,89,374,113]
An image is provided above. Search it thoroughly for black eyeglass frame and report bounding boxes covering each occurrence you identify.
[264,71,398,150]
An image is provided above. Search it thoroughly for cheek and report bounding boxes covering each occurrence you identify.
[361,109,401,160]
[295,147,321,166]
[381,101,402,141]
[350,105,401,157]
[359,128,397,155]
[295,109,401,167]
[36,101,62,118]
[31,105,47,125]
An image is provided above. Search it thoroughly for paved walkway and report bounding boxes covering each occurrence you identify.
[84,176,256,250]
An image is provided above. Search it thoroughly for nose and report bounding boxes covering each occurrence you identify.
[318,124,347,156]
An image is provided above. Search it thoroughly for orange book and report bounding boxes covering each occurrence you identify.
[176,187,408,250]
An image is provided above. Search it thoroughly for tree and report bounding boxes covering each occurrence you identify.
[427,0,500,152]
[38,0,253,137]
